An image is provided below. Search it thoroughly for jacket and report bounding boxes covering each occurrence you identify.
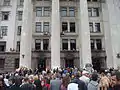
[87,80,98,90]
[50,78,62,90]
[69,78,88,90]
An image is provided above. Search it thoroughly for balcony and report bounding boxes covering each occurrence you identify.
[33,32,51,37]
[60,31,78,37]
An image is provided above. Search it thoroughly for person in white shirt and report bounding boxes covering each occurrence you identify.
[79,70,90,85]
[67,83,78,90]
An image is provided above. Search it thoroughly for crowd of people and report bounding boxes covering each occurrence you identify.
[0,66,120,90]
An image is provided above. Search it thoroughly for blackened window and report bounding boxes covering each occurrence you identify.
[35,39,41,50]
[16,41,20,52]
[0,59,5,68]
[70,22,75,32]
[62,22,68,32]
[93,0,98,2]
[95,23,100,32]
[43,39,49,50]
[96,39,102,50]
[70,39,76,50]
[91,39,95,50]
[0,42,6,52]
[17,26,22,35]
[2,12,9,20]
[93,8,99,17]
[62,39,68,50]
[15,58,19,69]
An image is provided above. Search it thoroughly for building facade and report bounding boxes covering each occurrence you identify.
[0,0,120,72]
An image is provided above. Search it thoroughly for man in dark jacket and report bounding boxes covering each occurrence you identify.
[113,71,120,90]
[67,72,87,90]
[20,77,36,90]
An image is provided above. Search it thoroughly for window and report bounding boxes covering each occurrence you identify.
[88,8,92,17]
[43,22,49,32]
[3,0,10,6]
[43,39,49,50]
[62,39,68,50]
[87,0,98,2]
[19,0,24,6]
[18,11,23,21]
[93,0,98,2]
[88,8,99,17]
[0,59,5,68]
[90,39,102,50]
[93,8,99,16]
[62,22,68,32]
[95,23,100,32]
[36,7,42,17]
[44,7,50,16]
[0,42,6,52]
[89,22,93,32]
[61,7,67,17]
[69,7,75,17]
[16,41,20,52]
[70,39,76,50]
[17,26,22,35]
[70,22,75,32]
[14,58,19,69]
[1,26,8,36]
[35,39,41,50]
[91,39,95,50]
[96,39,102,50]
[36,22,42,32]
[2,12,9,21]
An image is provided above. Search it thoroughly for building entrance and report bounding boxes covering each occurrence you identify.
[38,58,46,72]
[92,58,106,72]
[65,59,74,68]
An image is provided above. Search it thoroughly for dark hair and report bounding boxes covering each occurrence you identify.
[91,73,98,81]
[115,71,120,81]
[62,76,70,88]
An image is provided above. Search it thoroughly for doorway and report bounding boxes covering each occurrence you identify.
[38,58,46,72]
[65,59,74,68]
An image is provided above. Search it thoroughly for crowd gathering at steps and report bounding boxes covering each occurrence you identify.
[0,66,120,90]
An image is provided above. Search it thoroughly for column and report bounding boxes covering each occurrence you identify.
[6,0,17,51]
[20,0,33,69]
[79,0,92,68]
[51,0,60,69]
[102,0,120,69]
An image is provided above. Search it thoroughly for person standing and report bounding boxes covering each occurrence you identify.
[88,73,98,90]
[20,77,36,90]
[67,72,87,90]
[50,73,62,90]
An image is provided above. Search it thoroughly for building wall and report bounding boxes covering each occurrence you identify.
[0,0,120,71]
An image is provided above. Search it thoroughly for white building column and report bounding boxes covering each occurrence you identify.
[51,0,60,69]
[6,0,17,51]
[20,0,33,69]
[79,0,92,68]
[102,0,120,69]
